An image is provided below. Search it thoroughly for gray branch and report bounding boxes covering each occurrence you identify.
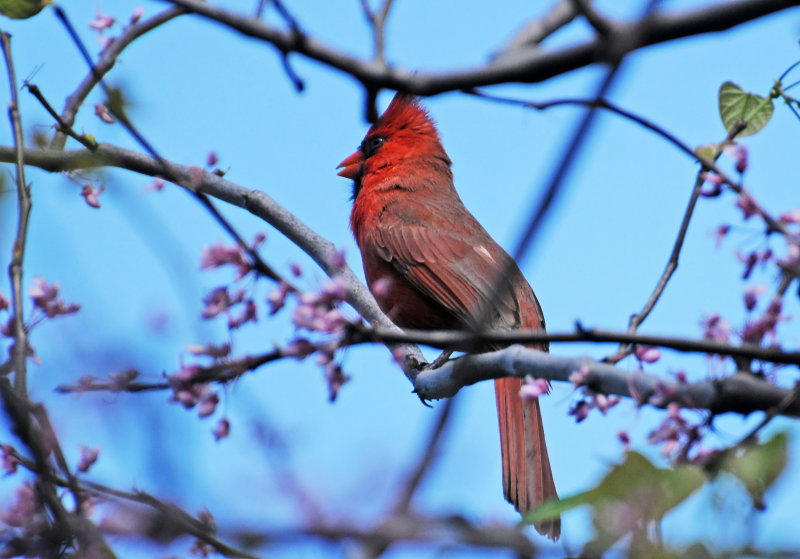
[415,346,800,417]
[6,144,799,418]
[161,0,799,95]
[0,144,426,374]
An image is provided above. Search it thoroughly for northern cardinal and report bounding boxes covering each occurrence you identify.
[338,93,559,540]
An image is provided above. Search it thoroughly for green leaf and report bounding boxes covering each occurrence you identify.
[720,431,788,509]
[719,81,774,138]
[0,0,48,19]
[525,451,704,524]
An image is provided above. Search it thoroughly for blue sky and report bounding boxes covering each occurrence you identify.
[1,1,800,557]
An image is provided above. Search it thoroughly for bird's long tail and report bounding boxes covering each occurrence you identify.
[495,376,560,540]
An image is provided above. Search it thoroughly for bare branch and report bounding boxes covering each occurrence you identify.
[365,326,800,367]
[493,0,579,57]
[51,5,187,150]
[161,0,798,95]
[413,346,800,418]
[0,143,427,376]
[392,398,455,514]
[360,0,394,64]
[0,32,31,396]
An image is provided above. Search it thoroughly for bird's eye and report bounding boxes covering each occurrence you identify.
[361,135,387,158]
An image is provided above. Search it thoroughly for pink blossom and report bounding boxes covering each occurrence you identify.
[201,287,233,319]
[89,8,115,31]
[735,191,759,220]
[206,151,218,167]
[1,444,18,475]
[1,482,38,527]
[700,313,730,344]
[593,393,620,414]
[322,277,349,304]
[186,342,231,358]
[568,400,590,423]
[292,279,350,333]
[569,362,590,386]
[190,510,216,555]
[213,418,230,441]
[324,362,350,402]
[743,299,784,344]
[519,376,549,400]
[283,338,315,359]
[635,346,661,363]
[743,284,766,311]
[647,403,704,460]
[329,249,346,270]
[251,232,266,248]
[147,178,165,192]
[723,143,748,173]
[197,391,219,418]
[779,209,800,224]
[392,347,406,367]
[267,281,291,314]
[81,183,104,208]
[228,299,257,329]
[200,242,251,279]
[188,166,204,187]
[713,224,729,247]
[94,103,115,124]
[699,172,724,197]
[779,241,800,271]
[650,380,677,407]
[109,369,138,392]
[77,445,100,473]
[29,278,81,317]
[170,363,201,384]
[0,317,11,337]
[29,277,59,307]
[736,250,758,279]
[371,277,392,299]
[129,6,144,25]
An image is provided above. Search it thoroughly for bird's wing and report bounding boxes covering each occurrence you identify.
[373,207,536,333]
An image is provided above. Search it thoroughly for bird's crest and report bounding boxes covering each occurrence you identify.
[369,93,440,142]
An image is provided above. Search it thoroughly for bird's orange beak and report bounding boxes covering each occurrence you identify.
[337,150,364,180]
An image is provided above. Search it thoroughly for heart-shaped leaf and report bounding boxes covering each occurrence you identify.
[719,81,773,138]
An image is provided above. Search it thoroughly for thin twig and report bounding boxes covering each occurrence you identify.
[25,82,98,149]
[610,121,749,361]
[361,325,800,366]
[0,32,30,397]
[51,5,187,150]
[360,0,394,64]
[161,0,799,95]
[492,0,579,58]
[55,8,299,292]
[7,451,265,559]
[392,397,455,514]
[55,350,285,394]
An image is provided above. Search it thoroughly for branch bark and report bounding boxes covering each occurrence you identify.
[162,0,800,95]
[413,346,800,418]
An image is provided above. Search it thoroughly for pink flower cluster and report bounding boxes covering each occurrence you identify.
[647,403,704,461]
[168,363,220,419]
[567,363,620,422]
[29,278,81,318]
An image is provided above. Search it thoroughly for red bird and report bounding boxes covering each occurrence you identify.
[338,93,559,540]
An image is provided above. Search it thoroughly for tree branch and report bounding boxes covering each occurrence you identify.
[413,346,800,418]
[51,6,187,150]
[0,143,427,375]
[161,0,799,95]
